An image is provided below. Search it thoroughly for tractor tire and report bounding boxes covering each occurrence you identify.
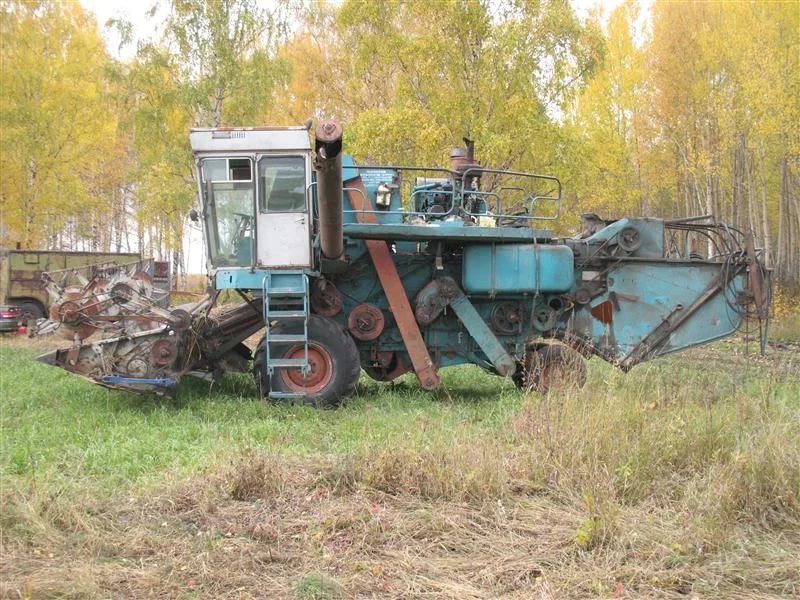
[513,344,587,394]
[15,300,44,326]
[252,316,360,408]
[252,335,271,397]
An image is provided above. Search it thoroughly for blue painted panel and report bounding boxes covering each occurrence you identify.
[344,223,553,242]
[462,244,574,295]
[342,154,359,182]
[564,262,746,363]
[216,268,264,289]
[215,268,309,290]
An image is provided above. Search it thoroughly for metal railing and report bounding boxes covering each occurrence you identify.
[335,165,562,226]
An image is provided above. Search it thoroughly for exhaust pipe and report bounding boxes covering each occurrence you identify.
[314,120,344,261]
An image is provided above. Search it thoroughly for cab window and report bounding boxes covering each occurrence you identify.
[258,156,306,212]
[200,157,254,268]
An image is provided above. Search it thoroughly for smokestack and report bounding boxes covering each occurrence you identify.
[314,120,344,261]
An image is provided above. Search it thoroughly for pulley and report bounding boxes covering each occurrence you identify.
[347,303,385,340]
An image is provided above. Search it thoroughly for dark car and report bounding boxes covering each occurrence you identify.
[0,305,22,333]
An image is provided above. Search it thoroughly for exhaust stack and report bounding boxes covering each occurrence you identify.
[314,120,344,261]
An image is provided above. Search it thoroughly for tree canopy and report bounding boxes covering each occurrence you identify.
[1,0,798,286]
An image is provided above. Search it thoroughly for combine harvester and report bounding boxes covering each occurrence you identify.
[39,121,770,406]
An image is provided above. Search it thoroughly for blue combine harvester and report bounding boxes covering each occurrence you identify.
[39,121,770,406]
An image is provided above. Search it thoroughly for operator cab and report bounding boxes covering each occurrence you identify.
[189,127,313,278]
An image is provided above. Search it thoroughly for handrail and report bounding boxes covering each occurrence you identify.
[462,167,562,222]
[317,163,564,227]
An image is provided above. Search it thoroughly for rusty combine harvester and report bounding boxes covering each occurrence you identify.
[39,121,770,406]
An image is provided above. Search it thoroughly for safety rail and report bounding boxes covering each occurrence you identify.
[336,164,562,225]
[461,167,562,222]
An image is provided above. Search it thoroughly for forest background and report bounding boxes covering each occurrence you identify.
[1,0,798,290]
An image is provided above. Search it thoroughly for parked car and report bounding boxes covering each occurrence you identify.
[0,305,22,333]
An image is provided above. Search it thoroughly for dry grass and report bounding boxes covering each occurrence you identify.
[3,443,798,599]
[1,332,799,598]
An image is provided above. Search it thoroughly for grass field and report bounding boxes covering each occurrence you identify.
[1,331,798,599]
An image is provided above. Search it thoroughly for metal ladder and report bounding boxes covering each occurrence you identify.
[262,270,310,400]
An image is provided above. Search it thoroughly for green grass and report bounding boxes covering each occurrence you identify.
[1,335,799,598]
[1,345,522,492]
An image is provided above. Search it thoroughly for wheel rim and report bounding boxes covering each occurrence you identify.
[279,343,333,393]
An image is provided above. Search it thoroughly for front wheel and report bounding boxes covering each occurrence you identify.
[252,316,360,408]
[513,344,587,394]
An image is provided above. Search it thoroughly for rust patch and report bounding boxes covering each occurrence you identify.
[590,300,614,324]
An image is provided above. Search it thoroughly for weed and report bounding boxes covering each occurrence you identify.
[295,573,345,599]
[224,450,284,501]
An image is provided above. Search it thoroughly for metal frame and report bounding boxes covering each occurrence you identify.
[462,167,562,221]
[196,155,257,272]
[340,164,562,224]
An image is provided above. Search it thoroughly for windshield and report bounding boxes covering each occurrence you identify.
[200,157,254,268]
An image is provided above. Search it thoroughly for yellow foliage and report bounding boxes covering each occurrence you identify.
[771,285,797,320]
[0,1,118,248]
[1,0,797,285]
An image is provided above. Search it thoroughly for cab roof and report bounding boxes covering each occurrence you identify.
[189,127,311,154]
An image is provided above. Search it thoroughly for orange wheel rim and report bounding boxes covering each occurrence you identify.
[279,343,333,393]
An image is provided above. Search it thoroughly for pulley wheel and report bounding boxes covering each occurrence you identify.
[491,301,523,334]
[57,301,84,326]
[347,303,385,341]
[124,356,149,378]
[310,282,343,317]
[617,226,641,253]
[150,339,178,366]
[532,305,557,332]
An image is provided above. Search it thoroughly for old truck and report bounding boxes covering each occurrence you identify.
[0,249,169,324]
[38,121,770,404]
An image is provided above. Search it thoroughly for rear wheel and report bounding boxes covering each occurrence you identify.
[15,300,44,325]
[514,344,587,394]
[252,316,360,408]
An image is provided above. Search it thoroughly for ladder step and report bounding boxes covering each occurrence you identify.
[269,358,309,368]
[269,391,306,399]
[268,334,307,343]
[267,287,307,296]
[267,310,306,319]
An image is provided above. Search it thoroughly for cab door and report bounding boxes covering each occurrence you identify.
[256,155,311,268]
